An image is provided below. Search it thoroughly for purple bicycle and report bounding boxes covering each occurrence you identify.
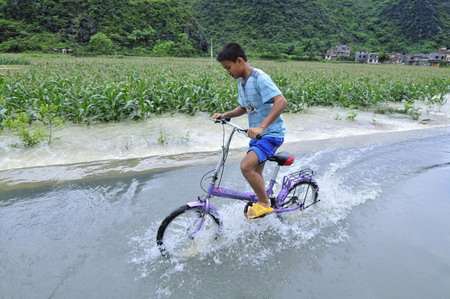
[156,118,319,257]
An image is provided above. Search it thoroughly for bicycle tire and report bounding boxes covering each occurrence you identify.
[156,205,222,257]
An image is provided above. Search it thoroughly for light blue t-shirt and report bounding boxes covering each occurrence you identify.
[237,68,285,138]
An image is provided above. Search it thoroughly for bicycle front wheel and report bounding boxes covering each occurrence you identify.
[156,205,222,257]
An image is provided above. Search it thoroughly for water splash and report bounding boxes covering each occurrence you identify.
[128,148,384,296]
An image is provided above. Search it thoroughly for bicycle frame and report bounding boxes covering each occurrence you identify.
[186,119,317,234]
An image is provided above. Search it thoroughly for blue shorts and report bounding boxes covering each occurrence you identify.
[248,137,284,164]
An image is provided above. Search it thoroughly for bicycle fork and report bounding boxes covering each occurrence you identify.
[186,191,221,239]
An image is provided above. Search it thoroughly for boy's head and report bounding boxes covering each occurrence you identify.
[216,43,247,63]
[217,43,249,79]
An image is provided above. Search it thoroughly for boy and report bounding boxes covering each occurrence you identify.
[213,42,287,219]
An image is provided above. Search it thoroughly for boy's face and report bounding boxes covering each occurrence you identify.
[220,58,245,79]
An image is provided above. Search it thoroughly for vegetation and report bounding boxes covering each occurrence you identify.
[182,0,450,56]
[0,0,207,55]
[0,56,448,125]
[2,112,48,147]
[0,56,31,65]
[0,56,448,146]
[0,0,448,57]
[0,100,64,147]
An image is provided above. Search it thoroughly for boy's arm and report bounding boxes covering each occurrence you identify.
[213,105,246,119]
[247,94,287,139]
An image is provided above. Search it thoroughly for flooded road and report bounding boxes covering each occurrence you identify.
[1,105,450,298]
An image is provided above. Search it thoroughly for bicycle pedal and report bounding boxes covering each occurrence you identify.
[270,197,276,207]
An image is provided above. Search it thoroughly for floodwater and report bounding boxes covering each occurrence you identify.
[1,104,450,298]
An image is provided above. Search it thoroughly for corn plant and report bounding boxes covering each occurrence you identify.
[0,57,448,128]
[2,112,47,147]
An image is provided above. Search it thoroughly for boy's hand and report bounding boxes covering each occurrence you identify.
[213,113,224,119]
[247,126,264,139]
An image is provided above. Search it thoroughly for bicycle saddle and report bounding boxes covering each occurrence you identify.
[268,152,294,166]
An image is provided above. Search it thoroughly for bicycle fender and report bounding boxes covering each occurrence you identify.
[187,201,204,208]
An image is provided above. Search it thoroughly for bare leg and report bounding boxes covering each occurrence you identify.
[255,162,265,178]
[240,151,270,217]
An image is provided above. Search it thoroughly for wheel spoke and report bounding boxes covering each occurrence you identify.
[157,206,221,257]
[279,182,318,222]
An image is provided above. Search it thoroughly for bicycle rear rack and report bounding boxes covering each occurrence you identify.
[279,168,318,210]
[282,168,315,189]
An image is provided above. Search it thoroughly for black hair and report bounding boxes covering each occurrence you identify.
[216,42,248,62]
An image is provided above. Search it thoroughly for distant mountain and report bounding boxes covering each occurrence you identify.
[0,0,448,55]
[179,0,450,55]
[383,0,450,42]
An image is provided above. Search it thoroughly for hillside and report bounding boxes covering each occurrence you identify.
[0,0,448,55]
[0,0,207,55]
[383,0,450,43]
[181,0,450,55]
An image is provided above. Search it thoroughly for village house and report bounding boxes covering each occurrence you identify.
[404,53,447,66]
[438,48,450,62]
[325,45,351,60]
[355,51,379,64]
[428,53,448,66]
[389,52,404,64]
[53,48,75,54]
[404,54,429,66]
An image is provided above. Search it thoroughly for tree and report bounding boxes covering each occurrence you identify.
[152,34,197,57]
[378,52,390,63]
[176,33,196,56]
[127,27,157,48]
[87,32,114,54]
[0,19,27,43]
[153,40,177,56]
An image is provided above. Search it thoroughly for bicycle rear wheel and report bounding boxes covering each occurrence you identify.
[278,181,319,221]
[156,205,222,257]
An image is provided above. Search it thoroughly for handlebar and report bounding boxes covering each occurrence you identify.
[213,117,232,124]
[212,118,262,140]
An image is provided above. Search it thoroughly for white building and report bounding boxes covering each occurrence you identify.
[355,51,379,64]
[325,45,351,60]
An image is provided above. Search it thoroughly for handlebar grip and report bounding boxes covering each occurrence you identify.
[214,117,231,124]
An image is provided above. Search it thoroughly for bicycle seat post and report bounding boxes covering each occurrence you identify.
[269,162,281,183]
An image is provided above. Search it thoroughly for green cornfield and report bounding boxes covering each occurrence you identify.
[1,56,449,124]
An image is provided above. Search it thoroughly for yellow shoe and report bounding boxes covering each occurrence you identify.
[247,203,274,219]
